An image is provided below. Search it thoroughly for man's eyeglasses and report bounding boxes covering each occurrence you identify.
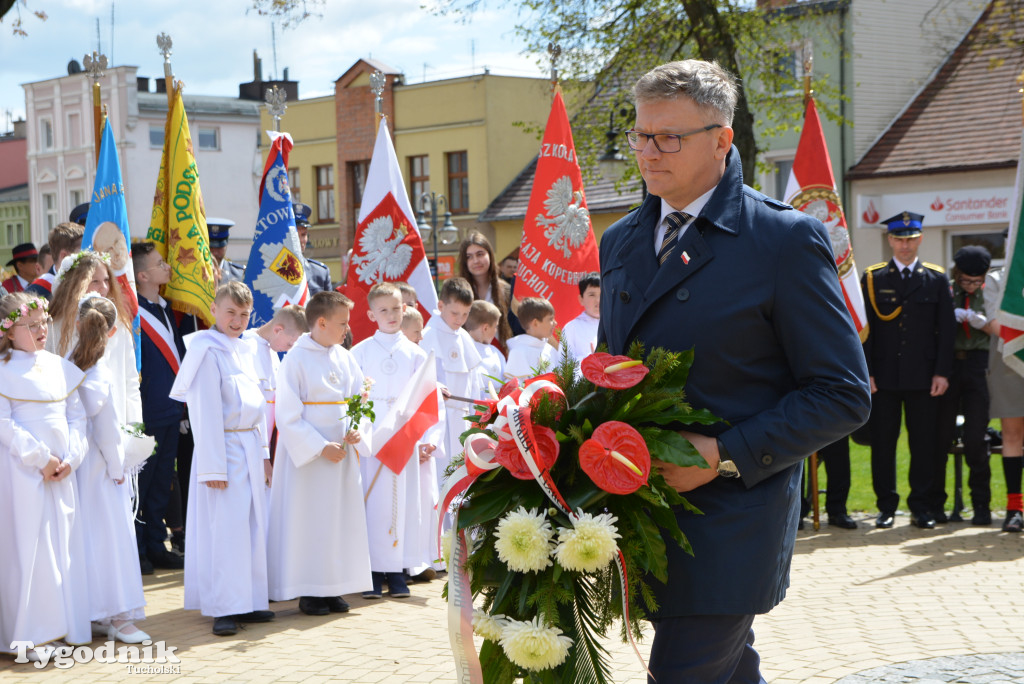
[15,315,52,334]
[624,124,723,153]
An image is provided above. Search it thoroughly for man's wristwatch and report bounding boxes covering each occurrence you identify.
[716,439,740,478]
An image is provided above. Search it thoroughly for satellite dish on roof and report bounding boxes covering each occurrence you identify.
[68,59,83,75]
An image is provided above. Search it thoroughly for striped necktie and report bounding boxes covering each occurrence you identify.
[658,211,693,265]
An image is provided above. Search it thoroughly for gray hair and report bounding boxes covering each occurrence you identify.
[632,60,738,126]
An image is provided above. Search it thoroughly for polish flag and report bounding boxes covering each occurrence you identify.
[784,97,868,341]
[372,351,441,474]
[342,121,437,344]
[997,129,1024,376]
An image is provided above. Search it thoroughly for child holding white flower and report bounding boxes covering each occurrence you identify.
[267,291,372,616]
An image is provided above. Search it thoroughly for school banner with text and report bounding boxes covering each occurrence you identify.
[515,90,599,327]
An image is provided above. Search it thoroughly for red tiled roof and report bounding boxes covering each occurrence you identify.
[847,2,1024,180]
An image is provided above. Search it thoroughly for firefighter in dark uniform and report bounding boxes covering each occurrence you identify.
[207,218,246,284]
[861,211,955,529]
[293,202,333,295]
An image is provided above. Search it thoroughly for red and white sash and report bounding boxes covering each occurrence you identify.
[139,304,181,373]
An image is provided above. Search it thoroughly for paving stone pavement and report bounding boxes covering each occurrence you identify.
[834,652,1024,683]
[2,514,1022,682]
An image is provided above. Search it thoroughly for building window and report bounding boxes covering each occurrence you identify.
[149,125,164,148]
[66,112,81,148]
[950,231,1007,267]
[5,223,26,246]
[446,151,468,213]
[43,193,58,231]
[409,155,430,205]
[349,161,369,224]
[315,164,335,222]
[70,189,84,209]
[288,168,300,202]
[773,158,794,202]
[197,128,219,150]
[40,118,54,151]
[771,40,810,94]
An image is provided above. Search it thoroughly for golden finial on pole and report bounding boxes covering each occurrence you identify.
[83,50,108,164]
[370,70,386,135]
[548,42,561,94]
[802,44,814,105]
[157,33,174,111]
[1017,68,1024,121]
[265,85,287,133]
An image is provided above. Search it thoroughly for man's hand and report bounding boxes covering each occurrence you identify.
[869,376,877,394]
[930,375,949,397]
[653,431,720,493]
[205,480,227,490]
[322,442,347,463]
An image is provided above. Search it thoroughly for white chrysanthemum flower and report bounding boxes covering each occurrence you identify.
[500,615,573,671]
[472,609,508,642]
[493,507,556,573]
[554,510,621,573]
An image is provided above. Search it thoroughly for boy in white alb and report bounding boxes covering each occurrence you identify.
[268,291,370,617]
[352,283,432,598]
[465,300,505,396]
[168,282,275,638]
[420,277,481,483]
[504,297,558,382]
[560,272,600,365]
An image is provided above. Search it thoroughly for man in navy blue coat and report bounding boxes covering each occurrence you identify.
[598,60,870,682]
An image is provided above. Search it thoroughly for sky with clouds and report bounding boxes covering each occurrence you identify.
[0,0,544,127]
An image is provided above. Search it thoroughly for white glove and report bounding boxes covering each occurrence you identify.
[967,310,988,330]
[953,307,968,323]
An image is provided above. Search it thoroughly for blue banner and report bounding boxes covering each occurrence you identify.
[84,119,141,371]
[243,133,308,328]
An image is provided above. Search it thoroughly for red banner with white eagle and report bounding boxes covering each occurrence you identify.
[784,97,868,342]
[342,121,437,344]
[515,90,599,327]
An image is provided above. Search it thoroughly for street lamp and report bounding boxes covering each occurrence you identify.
[417,192,459,286]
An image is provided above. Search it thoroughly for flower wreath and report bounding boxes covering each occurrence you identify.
[56,249,112,282]
[0,298,47,340]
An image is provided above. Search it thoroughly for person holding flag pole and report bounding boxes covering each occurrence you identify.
[784,54,867,531]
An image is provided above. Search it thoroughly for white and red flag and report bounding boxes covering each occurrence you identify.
[342,121,437,344]
[997,128,1024,376]
[784,97,868,341]
[515,90,599,326]
[372,351,441,474]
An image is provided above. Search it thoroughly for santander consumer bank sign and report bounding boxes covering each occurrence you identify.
[858,187,1014,228]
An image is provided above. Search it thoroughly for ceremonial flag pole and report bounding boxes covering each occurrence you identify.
[157,33,174,111]
[84,50,108,165]
[996,70,1024,376]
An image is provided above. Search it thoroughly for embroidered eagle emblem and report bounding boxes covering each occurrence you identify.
[537,176,590,259]
[353,215,413,285]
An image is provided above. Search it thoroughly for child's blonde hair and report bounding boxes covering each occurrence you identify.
[214,280,254,307]
[306,290,352,326]
[401,306,424,327]
[50,251,132,355]
[367,281,402,306]
[270,304,309,332]
[465,299,500,331]
[71,295,117,371]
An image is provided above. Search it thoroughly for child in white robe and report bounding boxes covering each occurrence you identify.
[504,297,558,382]
[352,283,432,598]
[420,277,482,484]
[465,300,505,396]
[169,282,274,637]
[560,272,601,365]
[0,293,90,659]
[69,294,149,643]
[268,291,371,616]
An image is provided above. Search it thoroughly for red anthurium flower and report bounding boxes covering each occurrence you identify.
[494,424,560,480]
[579,421,651,495]
[498,377,522,401]
[472,398,499,427]
[580,353,649,389]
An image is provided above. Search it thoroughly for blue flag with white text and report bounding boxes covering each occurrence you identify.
[243,131,308,328]
[84,118,141,371]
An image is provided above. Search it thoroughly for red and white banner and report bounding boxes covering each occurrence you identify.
[515,90,599,326]
[372,351,441,474]
[342,122,437,344]
[784,97,868,342]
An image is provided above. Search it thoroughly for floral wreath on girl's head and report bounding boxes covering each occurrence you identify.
[56,249,111,282]
[0,298,47,339]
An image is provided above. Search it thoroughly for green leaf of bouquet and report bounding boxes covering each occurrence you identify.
[459,426,494,446]
[628,513,668,583]
[659,347,694,390]
[640,428,707,467]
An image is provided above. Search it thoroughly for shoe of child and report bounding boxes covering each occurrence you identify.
[326,596,350,613]
[234,610,275,623]
[362,572,384,600]
[212,616,238,636]
[1003,510,1023,533]
[298,596,329,616]
[108,620,151,644]
[387,572,411,598]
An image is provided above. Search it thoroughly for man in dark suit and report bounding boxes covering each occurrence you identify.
[293,202,333,295]
[598,60,870,683]
[861,212,954,530]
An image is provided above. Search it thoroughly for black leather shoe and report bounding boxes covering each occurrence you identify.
[875,512,895,529]
[910,513,936,529]
[828,514,858,529]
[148,548,184,569]
[971,511,992,526]
[298,596,329,616]
[212,617,238,636]
[326,596,350,613]
[139,556,154,575]
[234,610,275,623]
[933,511,949,524]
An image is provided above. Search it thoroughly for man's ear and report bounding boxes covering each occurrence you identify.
[714,126,734,160]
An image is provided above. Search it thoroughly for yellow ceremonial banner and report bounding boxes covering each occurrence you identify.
[146,85,216,324]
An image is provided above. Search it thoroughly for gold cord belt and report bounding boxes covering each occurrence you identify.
[866,268,902,322]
